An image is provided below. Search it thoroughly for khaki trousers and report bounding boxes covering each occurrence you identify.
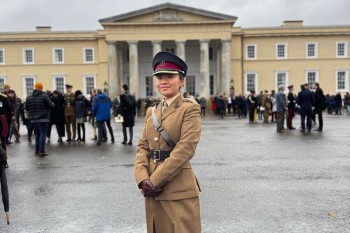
[264,107,270,123]
[145,196,201,233]
[65,115,76,139]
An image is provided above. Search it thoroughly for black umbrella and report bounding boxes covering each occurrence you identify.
[0,147,9,225]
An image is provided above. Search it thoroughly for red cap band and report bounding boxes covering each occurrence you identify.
[154,61,183,73]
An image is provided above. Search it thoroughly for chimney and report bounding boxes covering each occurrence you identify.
[36,26,52,32]
[282,20,303,27]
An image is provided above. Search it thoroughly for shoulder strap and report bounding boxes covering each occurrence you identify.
[152,104,176,149]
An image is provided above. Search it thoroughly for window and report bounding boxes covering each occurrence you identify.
[145,76,153,97]
[23,76,35,97]
[245,44,257,60]
[53,76,66,93]
[336,70,349,92]
[0,49,4,65]
[23,48,34,64]
[83,48,95,63]
[53,48,64,64]
[0,77,6,92]
[186,75,196,96]
[336,42,348,58]
[245,73,258,94]
[306,42,318,58]
[210,75,215,96]
[276,43,287,59]
[209,47,214,60]
[305,71,319,90]
[84,75,96,95]
[275,72,289,91]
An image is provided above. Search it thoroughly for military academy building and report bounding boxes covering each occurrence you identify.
[0,3,349,99]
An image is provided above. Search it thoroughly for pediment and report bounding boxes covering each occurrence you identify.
[99,3,237,24]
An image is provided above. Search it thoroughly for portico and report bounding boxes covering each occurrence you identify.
[99,3,236,98]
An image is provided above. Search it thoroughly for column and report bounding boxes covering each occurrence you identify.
[107,41,118,98]
[176,40,186,61]
[221,39,232,95]
[127,40,139,97]
[200,39,210,98]
[152,40,162,97]
[216,42,222,95]
[117,45,124,89]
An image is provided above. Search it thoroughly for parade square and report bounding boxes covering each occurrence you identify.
[1,114,349,233]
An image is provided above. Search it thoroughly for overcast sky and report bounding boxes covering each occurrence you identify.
[0,0,349,32]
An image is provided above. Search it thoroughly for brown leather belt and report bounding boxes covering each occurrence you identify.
[150,149,171,162]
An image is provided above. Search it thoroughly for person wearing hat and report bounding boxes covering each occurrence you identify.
[134,51,202,233]
[74,90,90,141]
[64,84,76,142]
[287,85,296,129]
[25,82,55,156]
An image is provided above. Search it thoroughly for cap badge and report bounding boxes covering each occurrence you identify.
[160,60,165,67]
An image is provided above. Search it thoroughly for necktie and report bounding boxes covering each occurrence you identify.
[162,101,168,114]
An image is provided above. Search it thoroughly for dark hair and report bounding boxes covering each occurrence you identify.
[122,84,129,91]
[179,73,185,81]
[314,82,319,87]
[8,89,15,94]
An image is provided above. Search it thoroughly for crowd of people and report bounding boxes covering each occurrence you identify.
[209,83,350,133]
[0,83,138,163]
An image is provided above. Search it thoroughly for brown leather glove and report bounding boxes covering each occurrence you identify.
[140,179,162,197]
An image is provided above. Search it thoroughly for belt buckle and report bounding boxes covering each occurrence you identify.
[153,150,161,163]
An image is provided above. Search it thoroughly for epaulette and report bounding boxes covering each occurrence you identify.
[0,93,7,98]
[183,98,193,103]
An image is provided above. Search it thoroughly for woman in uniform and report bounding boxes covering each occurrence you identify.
[134,51,202,233]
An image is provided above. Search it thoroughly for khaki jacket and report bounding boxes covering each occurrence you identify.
[134,95,201,201]
[262,93,271,109]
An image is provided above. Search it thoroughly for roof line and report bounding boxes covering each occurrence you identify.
[99,3,237,23]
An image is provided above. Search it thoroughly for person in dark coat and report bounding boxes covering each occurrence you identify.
[119,84,136,145]
[335,93,342,114]
[7,90,21,143]
[25,83,55,156]
[248,90,257,123]
[287,85,296,129]
[297,84,314,133]
[0,92,12,167]
[235,94,243,118]
[144,97,152,116]
[48,90,65,143]
[313,83,324,131]
[75,90,90,142]
[217,95,225,119]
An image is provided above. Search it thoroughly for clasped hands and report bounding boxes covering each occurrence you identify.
[140,179,162,197]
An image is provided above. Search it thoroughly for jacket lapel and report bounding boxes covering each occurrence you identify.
[161,95,183,120]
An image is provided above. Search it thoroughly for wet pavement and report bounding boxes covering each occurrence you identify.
[0,113,349,233]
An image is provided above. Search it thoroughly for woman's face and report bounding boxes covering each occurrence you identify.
[155,73,184,99]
